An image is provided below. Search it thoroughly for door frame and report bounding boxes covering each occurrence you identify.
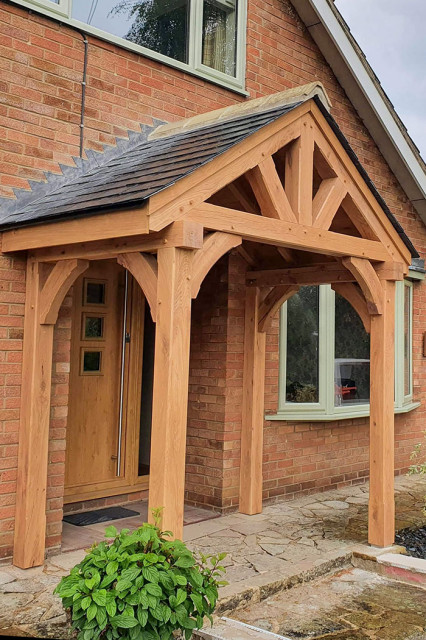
[64,272,150,504]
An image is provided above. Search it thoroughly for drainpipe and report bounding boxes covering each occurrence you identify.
[78,31,89,158]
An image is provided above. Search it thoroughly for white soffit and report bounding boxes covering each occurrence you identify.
[291,0,426,224]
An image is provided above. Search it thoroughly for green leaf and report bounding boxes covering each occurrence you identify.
[142,565,159,583]
[144,553,158,564]
[205,586,217,608]
[174,574,187,586]
[175,555,195,569]
[189,567,203,588]
[100,574,117,589]
[96,607,107,628]
[190,593,204,613]
[105,525,118,538]
[121,566,141,582]
[106,600,117,618]
[81,596,92,611]
[115,578,132,592]
[110,614,139,629]
[136,605,148,627]
[85,577,96,591]
[176,588,187,606]
[125,592,140,606]
[86,603,97,622]
[92,589,107,607]
[106,561,118,576]
[145,582,162,597]
[158,572,174,591]
[139,590,149,608]
[150,604,164,621]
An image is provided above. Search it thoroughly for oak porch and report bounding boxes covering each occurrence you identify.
[4,97,411,568]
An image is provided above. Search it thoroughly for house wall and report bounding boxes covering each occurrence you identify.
[0,0,425,559]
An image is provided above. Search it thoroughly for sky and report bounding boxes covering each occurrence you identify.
[335,0,426,160]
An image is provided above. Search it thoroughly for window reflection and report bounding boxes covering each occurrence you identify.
[73,0,190,63]
[202,0,237,76]
[334,293,370,406]
[286,286,320,403]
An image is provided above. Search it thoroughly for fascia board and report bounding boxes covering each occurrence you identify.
[291,0,426,223]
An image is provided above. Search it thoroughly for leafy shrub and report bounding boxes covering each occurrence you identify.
[54,518,226,640]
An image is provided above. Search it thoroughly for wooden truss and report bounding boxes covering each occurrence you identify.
[5,100,411,568]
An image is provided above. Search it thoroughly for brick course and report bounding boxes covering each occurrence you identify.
[0,0,424,559]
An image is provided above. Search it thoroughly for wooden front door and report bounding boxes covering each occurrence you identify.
[65,261,153,503]
[65,262,126,497]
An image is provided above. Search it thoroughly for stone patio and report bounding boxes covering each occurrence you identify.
[0,474,424,638]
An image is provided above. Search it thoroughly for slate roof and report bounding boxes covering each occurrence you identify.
[0,96,418,257]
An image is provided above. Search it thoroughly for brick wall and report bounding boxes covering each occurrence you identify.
[0,0,425,559]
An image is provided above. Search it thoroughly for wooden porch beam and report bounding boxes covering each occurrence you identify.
[247,262,355,287]
[369,279,396,546]
[240,286,266,515]
[148,247,194,539]
[117,252,158,322]
[342,257,384,315]
[32,220,204,263]
[331,283,371,333]
[2,206,150,253]
[258,285,299,332]
[191,232,242,298]
[186,204,391,262]
[246,156,297,223]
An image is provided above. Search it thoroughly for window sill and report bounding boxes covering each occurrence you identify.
[10,0,249,97]
[266,401,421,422]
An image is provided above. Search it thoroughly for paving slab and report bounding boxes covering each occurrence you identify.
[0,474,424,639]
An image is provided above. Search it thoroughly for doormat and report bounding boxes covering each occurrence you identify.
[63,506,139,527]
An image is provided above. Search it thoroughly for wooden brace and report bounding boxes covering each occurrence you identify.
[117,252,158,321]
[39,259,89,325]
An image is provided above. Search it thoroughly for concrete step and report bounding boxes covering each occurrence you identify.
[194,617,291,640]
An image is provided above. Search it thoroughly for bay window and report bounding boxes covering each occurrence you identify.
[274,280,418,421]
[12,0,247,91]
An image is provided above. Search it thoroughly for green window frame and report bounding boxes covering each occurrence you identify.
[10,0,247,93]
[271,280,419,422]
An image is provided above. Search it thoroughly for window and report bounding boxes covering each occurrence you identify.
[14,0,247,91]
[275,280,417,421]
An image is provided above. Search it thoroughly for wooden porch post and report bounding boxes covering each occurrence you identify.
[148,247,193,539]
[13,261,57,568]
[14,258,89,568]
[239,286,266,515]
[368,278,396,547]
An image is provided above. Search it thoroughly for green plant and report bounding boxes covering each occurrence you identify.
[408,430,426,515]
[54,514,227,640]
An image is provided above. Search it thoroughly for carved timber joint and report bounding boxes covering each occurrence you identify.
[342,257,384,315]
[191,232,242,298]
[258,285,299,332]
[117,252,158,322]
[39,259,89,325]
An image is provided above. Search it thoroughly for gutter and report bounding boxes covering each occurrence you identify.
[290,0,426,224]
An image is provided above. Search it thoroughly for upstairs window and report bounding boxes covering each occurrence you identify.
[274,280,418,422]
[14,0,247,90]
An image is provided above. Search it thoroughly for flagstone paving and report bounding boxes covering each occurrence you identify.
[231,567,426,639]
[0,474,424,638]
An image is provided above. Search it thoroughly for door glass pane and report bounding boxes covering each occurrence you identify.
[404,284,412,397]
[334,293,370,406]
[82,350,102,373]
[72,0,190,63]
[286,286,320,403]
[138,305,155,476]
[202,0,238,76]
[85,281,106,305]
[84,316,104,339]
